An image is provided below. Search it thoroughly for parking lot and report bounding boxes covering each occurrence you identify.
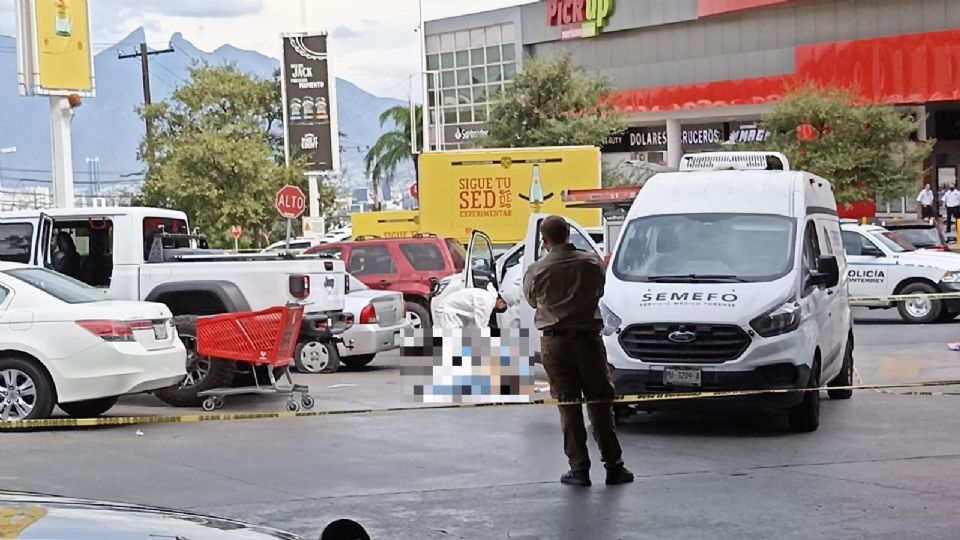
[3,308,959,540]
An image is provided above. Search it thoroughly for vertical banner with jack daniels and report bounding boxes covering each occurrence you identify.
[281,32,340,173]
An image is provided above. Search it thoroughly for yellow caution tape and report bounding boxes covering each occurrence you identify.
[3,379,959,431]
[850,292,960,303]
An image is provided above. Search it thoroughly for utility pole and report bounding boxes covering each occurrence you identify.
[119,43,175,151]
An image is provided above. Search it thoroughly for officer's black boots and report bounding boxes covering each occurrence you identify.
[560,469,591,486]
[605,464,635,485]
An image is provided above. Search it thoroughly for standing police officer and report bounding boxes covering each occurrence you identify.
[523,216,633,487]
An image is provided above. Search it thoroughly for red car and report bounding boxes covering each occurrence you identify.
[306,235,466,327]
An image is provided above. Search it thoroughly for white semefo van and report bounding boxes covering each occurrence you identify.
[601,152,854,432]
[840,222,960,323]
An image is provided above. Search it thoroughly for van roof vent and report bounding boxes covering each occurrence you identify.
[679,152,791,172]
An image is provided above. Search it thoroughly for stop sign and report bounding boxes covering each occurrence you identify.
[275,185,306,219]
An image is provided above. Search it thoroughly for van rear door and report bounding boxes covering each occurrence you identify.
[0,213,53,267]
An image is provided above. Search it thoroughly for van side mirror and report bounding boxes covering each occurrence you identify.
[810,255,840,288]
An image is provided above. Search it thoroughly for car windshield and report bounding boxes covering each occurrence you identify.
[871,231,916,253]
[4,268,106,304]
[613,213,797,283]
[888,228,940,248]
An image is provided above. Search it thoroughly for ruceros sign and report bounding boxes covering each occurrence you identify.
[546,0,614,41]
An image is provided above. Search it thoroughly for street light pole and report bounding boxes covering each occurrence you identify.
[0,147,16,193]
[418,0,430,153]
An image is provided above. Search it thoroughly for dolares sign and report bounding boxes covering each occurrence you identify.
[547,0,614,40]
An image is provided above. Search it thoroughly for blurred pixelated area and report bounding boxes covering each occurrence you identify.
[401,328,537,403]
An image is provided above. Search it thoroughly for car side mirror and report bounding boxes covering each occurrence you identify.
[810,255,840,288]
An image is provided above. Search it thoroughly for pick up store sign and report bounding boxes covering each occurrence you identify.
[547,0,614,41]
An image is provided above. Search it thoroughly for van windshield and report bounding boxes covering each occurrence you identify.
[613,213,797,283]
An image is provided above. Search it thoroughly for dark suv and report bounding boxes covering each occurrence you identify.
[306,235,466,327]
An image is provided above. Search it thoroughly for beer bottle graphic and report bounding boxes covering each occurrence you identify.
[55,0,72,37]
[519,163,554,212]
[529,165,544,204]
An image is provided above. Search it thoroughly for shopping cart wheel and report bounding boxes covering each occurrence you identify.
[286,400,301,412]
[202,397,217,412]
[301,395,315,409]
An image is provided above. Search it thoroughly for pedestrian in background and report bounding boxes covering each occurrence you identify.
[523,216,633,487]
[942,185,960,233]
[917,183,936,220]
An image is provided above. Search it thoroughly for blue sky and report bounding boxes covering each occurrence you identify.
[0,0,529,99]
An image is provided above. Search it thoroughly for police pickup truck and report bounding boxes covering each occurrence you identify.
[841,222,960,323]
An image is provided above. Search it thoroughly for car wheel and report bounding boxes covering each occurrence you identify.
[827,336,854,400]
[896,282,942,324]
[295,341,340,374]
[0,357,55,422]
[405,301,430,329]
[154,315,237,408]
[788,363,820,433]
[341,354,376,369]
[60,396,119,418]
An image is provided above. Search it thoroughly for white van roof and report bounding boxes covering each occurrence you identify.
[627,170,835,220]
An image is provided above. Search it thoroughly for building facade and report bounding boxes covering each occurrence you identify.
[424,0,960,204]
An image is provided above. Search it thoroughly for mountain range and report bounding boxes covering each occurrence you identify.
[0,28,409,196]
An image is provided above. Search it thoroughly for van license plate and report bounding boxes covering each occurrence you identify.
[663,368,701,387]
[154,323,168,340]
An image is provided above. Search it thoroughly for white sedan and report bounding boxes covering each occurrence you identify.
[0,264,186,421]
[294,275,408,373]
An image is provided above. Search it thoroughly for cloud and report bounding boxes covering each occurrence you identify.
[331,26,361,40]
[99,0,264,19]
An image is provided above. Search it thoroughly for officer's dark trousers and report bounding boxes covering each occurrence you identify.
[541,333,624,472]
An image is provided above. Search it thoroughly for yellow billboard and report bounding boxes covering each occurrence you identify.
[19,0,94,95]
[350,210,420,239]
[418,147,601,244]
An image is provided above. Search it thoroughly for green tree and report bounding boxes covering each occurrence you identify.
[480,53,625,148]
[755,85,933,205]
[139,64,335,248]
[365,105,423,206]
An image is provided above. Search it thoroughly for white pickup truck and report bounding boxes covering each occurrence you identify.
[0,206,347,406]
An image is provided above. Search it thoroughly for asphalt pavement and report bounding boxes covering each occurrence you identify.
[4,307,960,540]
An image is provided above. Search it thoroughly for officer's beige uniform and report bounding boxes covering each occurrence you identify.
[523,244,623,472]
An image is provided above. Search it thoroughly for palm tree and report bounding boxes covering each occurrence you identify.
[364,105,423,207]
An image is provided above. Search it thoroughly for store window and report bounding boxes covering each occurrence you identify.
[425,24,519,140]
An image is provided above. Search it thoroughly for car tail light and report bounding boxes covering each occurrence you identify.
[359,304,377,324]
[77,320,138,342]
[289,275,310,299]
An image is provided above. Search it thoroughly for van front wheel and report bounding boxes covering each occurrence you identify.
[896,282,942,324]
[788,366,820,433]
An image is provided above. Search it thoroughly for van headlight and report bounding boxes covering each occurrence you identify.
[942,271,960,283]
[599,302,622,336]
[749,299,801,338]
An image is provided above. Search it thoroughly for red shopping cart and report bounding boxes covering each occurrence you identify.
[195,304,314,412]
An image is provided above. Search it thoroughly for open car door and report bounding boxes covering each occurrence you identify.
[0,212,53,268]
[519,214,602,358]
[464,230,498,291]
